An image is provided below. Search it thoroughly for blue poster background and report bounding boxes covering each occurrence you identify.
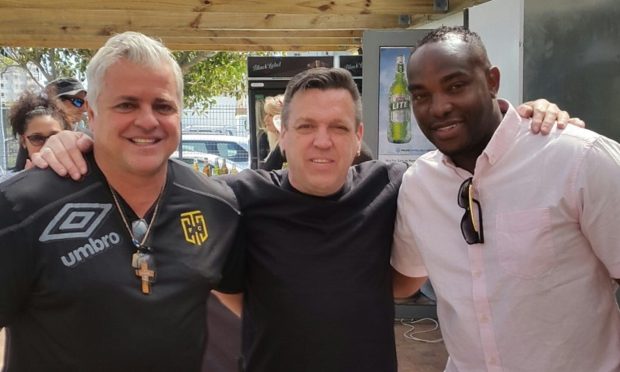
[378,47,435,163]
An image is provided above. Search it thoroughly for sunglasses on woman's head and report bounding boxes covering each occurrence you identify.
[61,97,85,108]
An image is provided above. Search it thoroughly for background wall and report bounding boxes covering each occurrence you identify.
[523,0,620,141]
[469,0,523,105]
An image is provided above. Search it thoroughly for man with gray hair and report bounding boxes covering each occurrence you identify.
[0,31,243,371]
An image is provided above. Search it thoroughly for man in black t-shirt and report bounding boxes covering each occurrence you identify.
[0,32,243,372]
[33,65,578,372]
[229,68,402,371]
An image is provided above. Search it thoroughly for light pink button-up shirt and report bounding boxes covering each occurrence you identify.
[392,101,620,372]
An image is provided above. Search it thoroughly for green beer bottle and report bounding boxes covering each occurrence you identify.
[387,55,411,143]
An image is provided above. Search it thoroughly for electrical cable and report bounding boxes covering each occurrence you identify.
[396,318,444,344]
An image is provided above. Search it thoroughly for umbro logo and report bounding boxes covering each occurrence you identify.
[40,203,113,242]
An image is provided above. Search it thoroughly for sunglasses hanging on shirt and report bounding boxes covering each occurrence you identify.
[109,185,163,294]
[457,177,484,244]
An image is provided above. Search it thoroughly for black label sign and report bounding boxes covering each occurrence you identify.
[247,56,334,78]
[339,55,363,77]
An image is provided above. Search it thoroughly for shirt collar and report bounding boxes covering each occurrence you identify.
[281,169,349,200]
[483,99,530,166]
[439,99,530,172]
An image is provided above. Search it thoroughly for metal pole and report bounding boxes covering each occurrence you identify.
[0,79,6,172]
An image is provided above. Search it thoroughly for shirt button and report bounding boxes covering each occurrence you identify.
[489,357,498,365]
[480,314,489,323]
[472,270,482,279]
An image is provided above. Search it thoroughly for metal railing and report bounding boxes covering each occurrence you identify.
[181,105,248,137]
[0,105,15,171]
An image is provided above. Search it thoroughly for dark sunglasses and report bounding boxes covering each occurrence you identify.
[61,96,85,108]
[457,177,484,244]
[26,133,55,146]
[131,219,149,249]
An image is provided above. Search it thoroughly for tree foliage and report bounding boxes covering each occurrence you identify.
[0,48,92,89]
[0,47,247,109]
[175,50,247,110]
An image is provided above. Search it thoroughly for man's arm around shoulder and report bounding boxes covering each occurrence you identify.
[393,268,427,300]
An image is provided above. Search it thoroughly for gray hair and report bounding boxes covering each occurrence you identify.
[86,31,183,113]
[281,67,362,129]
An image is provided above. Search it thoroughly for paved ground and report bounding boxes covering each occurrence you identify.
[1,324,447,371]
[395,319,448,371]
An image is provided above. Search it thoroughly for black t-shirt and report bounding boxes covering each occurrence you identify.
[13,146,28,171]
[226,161,407,372]
[0,155,244,372]
[257,131,270,161]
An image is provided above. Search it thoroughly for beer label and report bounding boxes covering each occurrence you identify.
[390,95,410,123]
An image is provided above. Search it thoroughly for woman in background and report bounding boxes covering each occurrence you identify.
[7,91,67,173]
[258,95,284,161]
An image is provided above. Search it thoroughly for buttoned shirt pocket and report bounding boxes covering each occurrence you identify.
[496,208,556,279]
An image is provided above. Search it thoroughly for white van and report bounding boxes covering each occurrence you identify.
[180,133,250,169]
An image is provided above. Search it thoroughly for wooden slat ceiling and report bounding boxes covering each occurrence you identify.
[0,0,489,51]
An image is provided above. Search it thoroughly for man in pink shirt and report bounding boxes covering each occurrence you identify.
[392,26,620,372]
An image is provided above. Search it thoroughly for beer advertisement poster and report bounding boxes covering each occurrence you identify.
[378,47,435,163]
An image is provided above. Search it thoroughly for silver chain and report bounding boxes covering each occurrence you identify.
[108,184,164,250]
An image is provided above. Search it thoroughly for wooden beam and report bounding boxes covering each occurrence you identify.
[0,0,437,15]
[0,34,361,51]
[0,28,363,39]
[168,44,359,52]
[408,0,490,28]
[0,9,408,32]
[0,1,480,50]
[0,37,357,51]
[156,30,364,38]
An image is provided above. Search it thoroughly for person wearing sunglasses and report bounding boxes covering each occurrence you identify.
[392,26,620,372]
[0,32,244,371]
[0,91,67,180]
[46,77,88,130]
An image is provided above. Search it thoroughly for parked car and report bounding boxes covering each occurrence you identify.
[179,133,250,169]
[182,126,232,135]
[170,150,245,174]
